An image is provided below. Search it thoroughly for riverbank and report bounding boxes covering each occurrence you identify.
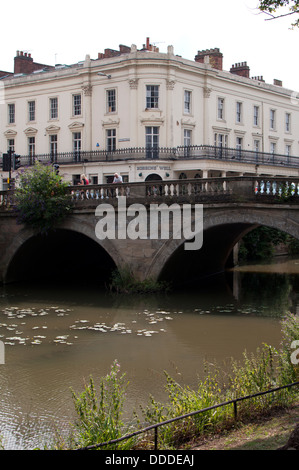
[183,402,299,450]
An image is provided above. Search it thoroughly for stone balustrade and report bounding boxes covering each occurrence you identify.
[1,177,299,209]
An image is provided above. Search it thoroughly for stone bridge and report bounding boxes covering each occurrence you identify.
[0,176,298,286]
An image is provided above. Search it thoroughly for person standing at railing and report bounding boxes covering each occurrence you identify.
[111,173,122,198]
[79,174,89,185]
[112,173,123,184]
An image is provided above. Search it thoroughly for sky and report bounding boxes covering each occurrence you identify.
[1,0,298,91]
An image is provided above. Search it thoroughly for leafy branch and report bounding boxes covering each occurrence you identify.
[259,0,299,27]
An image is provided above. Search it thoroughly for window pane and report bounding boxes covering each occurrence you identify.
[107,89,116,112]
[29,101,35,121]
[146,85,159,109]
[50,98,58,119]
[73,94,81,116]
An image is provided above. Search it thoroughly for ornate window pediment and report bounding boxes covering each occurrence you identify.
[24,127,38,136]
[68,121,84,130]
[45,125,61,134]
[140,114,165,126]
[4,129,17,137]
[102,117,120,128]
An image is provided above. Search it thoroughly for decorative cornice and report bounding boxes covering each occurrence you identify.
[45,125,61,134]
[4,129,17,137]
[140,114,165,126]
[68,121,84,130]
[102,117,120,127]
[181,118,196,128]
[24,127,38,135]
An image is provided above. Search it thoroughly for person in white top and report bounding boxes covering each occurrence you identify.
[113,173,123,183]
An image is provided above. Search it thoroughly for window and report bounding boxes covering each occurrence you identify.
[217,98,224,120]
[236,137,242,150]
[146,85,159,109]
[8,104,15,124]
[107,89,116,113]
[184,129,192,156]
[73,132,81,161]
[184,129,192,147]
[7,139,15,154]
[28,136,35,156]
[145,126,159,158]
[214,133,228,148]
[214,133,228,157]
[184,90,191,114]
[73,94,82,116]
[236,102,242,123]
[236,137,242,158]
[106,129,116,151]
[50,98,58,119]
[50,134,58,158]
[270,142,276,154]
[253,106,259,126]
[28,101,35,121]
[270,109,276,130]
[89,175,98,185]
[285,144,291,156]
[254,139,260,156]
[285,113,291,132]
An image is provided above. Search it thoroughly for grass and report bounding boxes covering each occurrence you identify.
[186,402,299,450]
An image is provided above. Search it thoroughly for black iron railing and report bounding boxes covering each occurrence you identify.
[1,145,299,169]
[76,381,299,451]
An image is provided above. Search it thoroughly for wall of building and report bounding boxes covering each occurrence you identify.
[0,42,298,186]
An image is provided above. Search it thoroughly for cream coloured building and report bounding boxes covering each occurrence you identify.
[1,38,299,188]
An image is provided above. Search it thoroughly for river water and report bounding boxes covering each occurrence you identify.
[0,257,298,449]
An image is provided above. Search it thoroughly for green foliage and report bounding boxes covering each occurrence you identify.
[278,312,299,384]
[59,314,298,450]
[14,162,72,234]
[109,266,170,294]
[71,360,135,450]
[136,371,227,448]
[137,313,299,448]
[239,226,299,261]
[259,1,299,27]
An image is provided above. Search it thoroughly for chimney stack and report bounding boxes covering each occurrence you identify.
[273,79,283,87]
[230,62,250,79]
[195,48,223,70]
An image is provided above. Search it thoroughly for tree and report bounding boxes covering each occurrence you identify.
[259,1,299,27]
[14,162,72,234]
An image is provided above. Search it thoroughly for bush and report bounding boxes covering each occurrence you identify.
[109,266,170,294]
[71,360,135,450]
[14,162,72,234]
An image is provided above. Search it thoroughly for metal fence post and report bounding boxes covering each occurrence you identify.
[234,401,238,420]
[154,427,158,450]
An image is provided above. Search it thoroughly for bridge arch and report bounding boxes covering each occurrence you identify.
[2,219,121,284]
[148,206,299,285]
